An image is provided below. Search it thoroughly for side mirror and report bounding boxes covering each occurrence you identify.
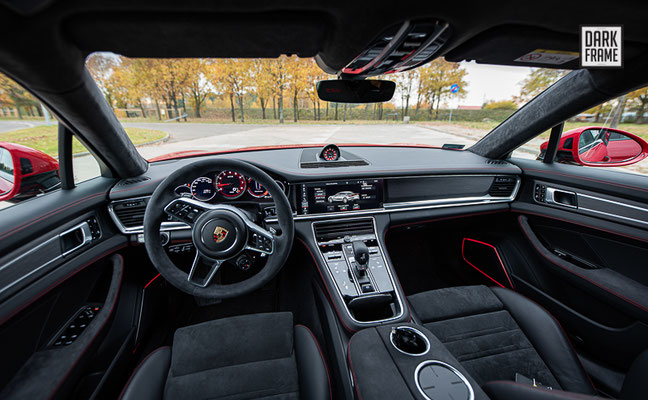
[0,142,60,203]
[573,128,648,167]
[540,127,648,167]
[316,79,395,103]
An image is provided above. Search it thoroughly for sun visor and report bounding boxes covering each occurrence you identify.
[445,25,645,70]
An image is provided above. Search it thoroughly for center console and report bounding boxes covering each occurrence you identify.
[311,217,406,325]
[348,323,488,400]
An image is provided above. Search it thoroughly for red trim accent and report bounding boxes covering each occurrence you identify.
[144,273,161,289]
[518,215,648,314]
[118,346,171,400]
[49,254,125,400]
[295,325,333,400]
[346,338,364,400]
[462,238,514,289]
[148,143,451,162]
[522,168,648,193]
[296,238,356,332]
[111,178,164,194]
[519,296,597,392]
[515,209,648,244]
[0,191,105,240]
[0,244,127,326]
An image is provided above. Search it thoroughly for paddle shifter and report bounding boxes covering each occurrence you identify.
[352,240,370,274]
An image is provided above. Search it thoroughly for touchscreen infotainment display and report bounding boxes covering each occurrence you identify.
[299,179,383,215]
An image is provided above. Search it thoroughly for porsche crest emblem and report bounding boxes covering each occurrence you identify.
[212,226,229,243]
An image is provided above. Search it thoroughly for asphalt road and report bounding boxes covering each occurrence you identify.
[0,120,47,133]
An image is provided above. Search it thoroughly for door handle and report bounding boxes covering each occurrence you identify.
[546,187,578,208]
[59,222,92,257]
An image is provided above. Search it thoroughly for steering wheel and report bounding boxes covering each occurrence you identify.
[143,158,294,299]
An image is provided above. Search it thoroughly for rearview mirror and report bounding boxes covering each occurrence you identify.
[316,80,395,103]
[0,142,60,203]
[540,127,648,167]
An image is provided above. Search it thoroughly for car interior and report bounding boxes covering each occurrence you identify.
[1,1,648,400]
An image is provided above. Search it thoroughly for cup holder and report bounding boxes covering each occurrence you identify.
[389,326,430,356]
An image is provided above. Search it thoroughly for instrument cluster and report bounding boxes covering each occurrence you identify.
[174,170,287,202]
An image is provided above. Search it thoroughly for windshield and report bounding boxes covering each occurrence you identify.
[83,53,550,161]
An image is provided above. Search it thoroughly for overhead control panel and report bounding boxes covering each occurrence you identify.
[340,20,451,79]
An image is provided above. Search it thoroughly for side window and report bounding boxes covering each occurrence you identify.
[512,87,648,176]
[0,72,101,210]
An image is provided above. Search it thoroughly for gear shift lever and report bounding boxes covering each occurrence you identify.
[352,240,370,274]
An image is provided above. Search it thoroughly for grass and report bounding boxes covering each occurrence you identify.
[0,125,167,157]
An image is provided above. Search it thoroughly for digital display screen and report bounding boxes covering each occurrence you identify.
[299,179,383,214]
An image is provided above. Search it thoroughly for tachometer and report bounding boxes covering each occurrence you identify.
[247,178,268,198]
[190,177,216,201]
[216,170,246,199]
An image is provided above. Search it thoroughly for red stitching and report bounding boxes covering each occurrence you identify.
[111,178,164,194]
[295,325,333,400]
[346,338,364,400]
[0,191,105,240]
[518,216,648,314]
[296,238,356,333]
[0,244,127,326]
[118,346,171,400]
[515,209,648,244]
[49,254,125,399]
[523,168,648,193]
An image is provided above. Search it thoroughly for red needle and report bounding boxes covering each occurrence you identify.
[217,183,231,187]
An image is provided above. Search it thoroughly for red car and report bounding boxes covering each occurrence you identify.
[540,126,648,166]
[0,141,61,202]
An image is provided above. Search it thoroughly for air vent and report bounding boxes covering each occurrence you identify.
[301,160,369,168]
[112,199,147,228]
[486,160,507,165]
[117,176,150,186]
[314,219,374,242]
[488,176,517,197]
[341,20,451,78]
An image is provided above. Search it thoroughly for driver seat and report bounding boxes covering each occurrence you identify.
[119,312,330,400]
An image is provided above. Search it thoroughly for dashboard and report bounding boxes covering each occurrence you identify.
[174,170,287,203]
[108,145,523,233]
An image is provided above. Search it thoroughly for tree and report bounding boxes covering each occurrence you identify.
[396,70,419,119]
[251,59,275,120]
[86,53,126,109]
[0,72,39,118]
[483,100,517,110]
[266,56,288,123]
[285,57,311,122]
[183,59,211,118]
[627,87,648,124]
[516,68,567,103]
[418,59,468,119]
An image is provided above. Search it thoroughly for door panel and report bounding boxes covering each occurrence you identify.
[508,158,648,395]
[0,176,140,399]
[0,254,123,399]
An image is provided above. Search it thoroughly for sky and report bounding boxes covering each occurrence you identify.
[458,61,534,106]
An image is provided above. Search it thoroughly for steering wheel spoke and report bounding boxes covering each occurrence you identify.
[245,222,275,255]
[164,197,207,226]
[145,158,294,299]
[187,251,223,287]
